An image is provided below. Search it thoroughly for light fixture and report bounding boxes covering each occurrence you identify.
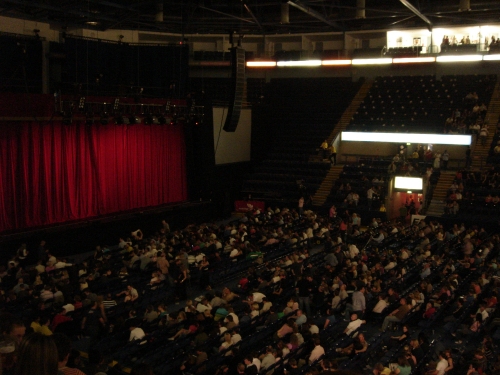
[321,60,352,66]
[115,115,129,125]
[341,131,471,145]
[246,61,277,67]
[393,57,436,63]
[128,115,141,125]
[78,97,86,110]
[483,55,500,61]
[113,98,120,111]
[62,112,72,125]
[158,115,167,124]
[276,60,322,67]
[352,58,392,65]
[145,115,159,125]
[100,113,109,125]
[86,21,99,26]
[85,113,94,126]
[436,55,482,62]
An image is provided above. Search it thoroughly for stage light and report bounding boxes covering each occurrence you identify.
[100,113,109,125]
[113,98,120,111]
[158,115,167,124]
[78,97,86,110]
[128,115,141,125]
[85,113,94,126]
[62,112,72,125]
[145,115,160,125]
[115,115,129,125]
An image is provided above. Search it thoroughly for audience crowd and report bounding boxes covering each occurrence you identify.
[2,200,500,375]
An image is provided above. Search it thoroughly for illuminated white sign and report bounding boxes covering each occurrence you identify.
[395,176,423,190]
[341,132,471,145]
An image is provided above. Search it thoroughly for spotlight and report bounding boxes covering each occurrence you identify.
[62,112,72,125]
[78,97,86,110]
[115,115,129,125]
[128,115,141,124]
[100,113,109,125]
[113,98,120,111]
[145,115,159,125]
[85,112,94,126]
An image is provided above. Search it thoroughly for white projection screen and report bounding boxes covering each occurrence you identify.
[213,107,251,165]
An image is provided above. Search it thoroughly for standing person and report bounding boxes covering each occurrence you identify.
[465,147,472,168]
[321,139,329,160]
[296,274,315,317]
[298,197,304,216]
[442,150,450,170]
[198,256,210,290]
[399,204,408,223]
[433,151,441,169]
[329,143,337,165]
[174,259,188,301]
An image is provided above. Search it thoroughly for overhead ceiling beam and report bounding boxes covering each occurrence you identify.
[399,0,432,28]
[2,0,119,23]
[243,3,264,32]
[198,5,255,24]
[287,0,343,31]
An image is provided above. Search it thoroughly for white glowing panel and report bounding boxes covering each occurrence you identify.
[395,177,423,190]
[393,57,436,63]
[436,55,482,62]
[322,59,352,66]
[341,132,471,145]
[246,61,277,67]
[352,58,392,65]
[277,60,322,67]
[483,55,500,61]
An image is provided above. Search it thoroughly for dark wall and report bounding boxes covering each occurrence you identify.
[0,35,43,93]
[55,37,189,98]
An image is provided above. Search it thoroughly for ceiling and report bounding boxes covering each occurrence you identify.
[1,0,500,36]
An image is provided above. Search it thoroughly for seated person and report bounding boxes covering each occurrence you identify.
[336,333,368,356]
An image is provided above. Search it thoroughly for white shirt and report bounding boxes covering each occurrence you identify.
[436,358,448,375]
[129,327,146,341]
[373,299,388,313]
[197,303,212,313]
[309,345,325,364]
[345,319,364,336]
[252,292,266,303]
[227,312,239,325]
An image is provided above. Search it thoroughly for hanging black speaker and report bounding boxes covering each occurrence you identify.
[223,47,245,132]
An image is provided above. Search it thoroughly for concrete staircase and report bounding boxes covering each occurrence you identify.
[471,79,500,169]
[425,172,456,216]
[325,80,373,143]
[312,165,343,206]
[310,80,373,163]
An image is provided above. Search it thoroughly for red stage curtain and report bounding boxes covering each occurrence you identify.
[0,121,187,232]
